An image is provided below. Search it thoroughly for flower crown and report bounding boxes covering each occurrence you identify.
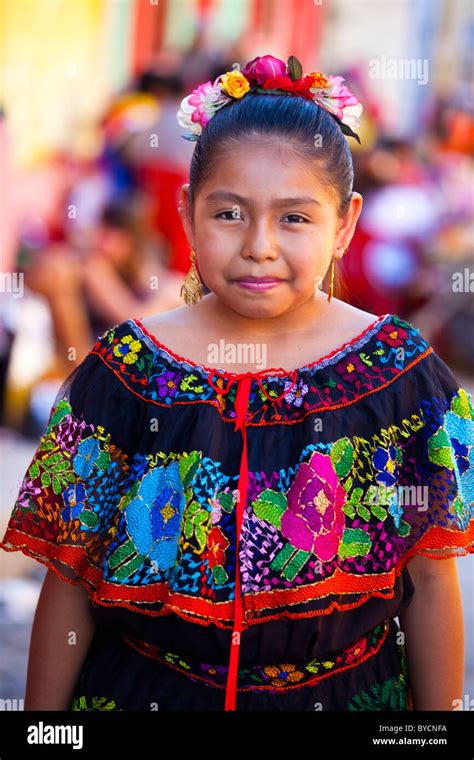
[177,54,363,144]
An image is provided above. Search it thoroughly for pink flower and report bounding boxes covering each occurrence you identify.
[310,75,363,131]
[281,451,346,562]
[177,77,232,136]
[241,55,287,86]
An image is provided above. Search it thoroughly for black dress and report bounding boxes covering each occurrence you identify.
[1,313,473,711]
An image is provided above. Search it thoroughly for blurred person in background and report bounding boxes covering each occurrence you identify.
[25,199,183,373]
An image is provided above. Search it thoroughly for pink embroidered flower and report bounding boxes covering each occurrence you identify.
[335,353,367,384]
[241,55,287,86]
[281,451,346,561]
[376,323,408,348]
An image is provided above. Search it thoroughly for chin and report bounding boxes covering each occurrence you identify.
[232,300,286,319]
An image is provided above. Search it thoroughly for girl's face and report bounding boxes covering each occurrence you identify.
[179,138,363,323]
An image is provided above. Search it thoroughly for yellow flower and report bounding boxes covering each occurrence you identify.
[113,334,142,364]
[220,71,250,99]
[309,71,330,89]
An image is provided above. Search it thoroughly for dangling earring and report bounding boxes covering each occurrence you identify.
[180,248,204,305]
[327,259,335,303]
[327,246,348,303]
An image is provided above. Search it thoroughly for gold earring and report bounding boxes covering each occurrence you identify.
[327,259,335,303]
[180,248,204,305]
[327,246,348,302]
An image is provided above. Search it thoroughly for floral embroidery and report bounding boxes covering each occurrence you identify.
[262,663,305,686]
[376,323,408,348]
[335,352,368,383]
[373,444,400,487]
[122,619,390,692]
[281,451,346,562]
[345,673,410,710]
[112,333,142,364]
[156,369,183,399]
[71,696,122,711]
[427,388,474,531]
[88,314,434,426]
[284,378,309,407]
[1,315,473,629]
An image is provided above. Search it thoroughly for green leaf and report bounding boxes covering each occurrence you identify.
[112,553,145,581]
[108,539,136,570]
[428,427,452,468]
[212,564,228,585]
[397,519,411,537]
[282,549,311,581]
[452,388,473,419]
[179,451,201,490]
[330,438,354,479]
[371,504,388,522]
[287,55,303,81]
[29,462,40,479]
[218,491,235,513]
[339,120,361,144]
[356,503,371,522]
[339,528,372,558]
[80,510,99,529]
[96,450,111,471]
[343,502,356,519]
[252,489,287,528]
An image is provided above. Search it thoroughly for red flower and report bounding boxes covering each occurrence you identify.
[376,323,408,348]
[207,526,229,570]
[344,636,367,664]
[262,75,315,99]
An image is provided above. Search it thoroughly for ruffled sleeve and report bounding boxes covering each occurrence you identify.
[393,347,474,566]
[0,337,142,593]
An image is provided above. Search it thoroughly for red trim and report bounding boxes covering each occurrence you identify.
[90,343,434,426]
[132,313,391,380]
[122,619,390,693]
[1,521,473,623]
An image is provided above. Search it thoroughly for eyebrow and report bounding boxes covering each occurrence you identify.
[204,191,322,207]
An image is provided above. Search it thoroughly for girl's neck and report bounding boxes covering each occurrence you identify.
[198,291,330,340]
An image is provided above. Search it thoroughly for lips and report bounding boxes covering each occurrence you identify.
[235,276,284,283]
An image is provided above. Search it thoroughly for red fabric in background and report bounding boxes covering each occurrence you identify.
[135,164,191,274]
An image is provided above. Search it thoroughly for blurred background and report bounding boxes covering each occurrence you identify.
[0,0,473,707]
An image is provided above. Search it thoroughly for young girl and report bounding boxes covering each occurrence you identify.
[2,54,473,712]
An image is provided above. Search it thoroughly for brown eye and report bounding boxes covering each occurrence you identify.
[216,210,242,220]
[283,214,308,223]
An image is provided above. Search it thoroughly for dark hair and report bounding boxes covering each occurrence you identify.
[187,93,354,216]
[186,92,354,298]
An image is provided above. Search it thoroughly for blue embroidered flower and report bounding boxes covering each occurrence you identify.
[73,437,100,479]
[61,482,87,522]
[156,370,182,400]
[444,410,474,529]
[373,445,398,487]
[124,462,186,571]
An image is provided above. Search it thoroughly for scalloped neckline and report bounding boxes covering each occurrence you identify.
[131,313,392,379]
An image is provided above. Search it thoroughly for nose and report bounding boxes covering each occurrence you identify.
[241,217,278,261]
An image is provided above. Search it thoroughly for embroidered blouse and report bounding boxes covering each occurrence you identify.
[1,312,473,711]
